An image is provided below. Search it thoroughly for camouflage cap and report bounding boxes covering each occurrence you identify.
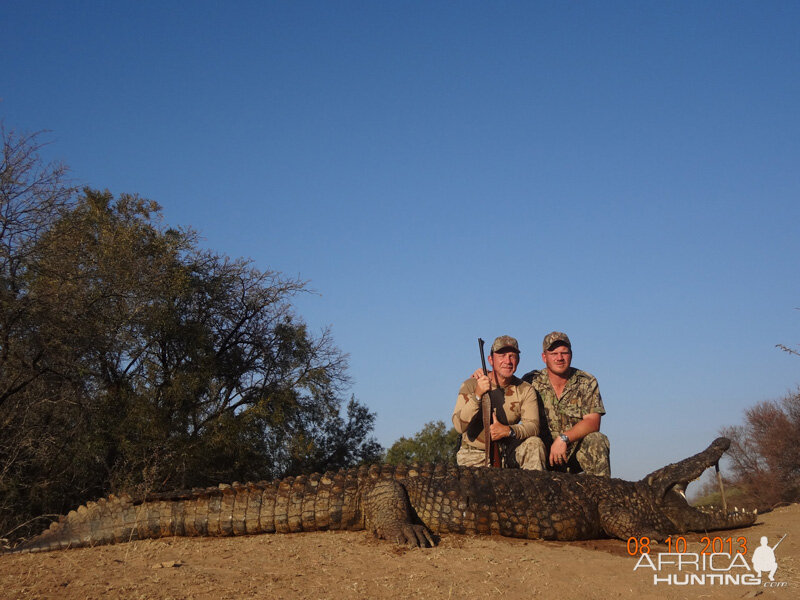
[491,335,520,354]
[542,331,571,352]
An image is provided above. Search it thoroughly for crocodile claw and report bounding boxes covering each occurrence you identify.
[399,524,435,548]
[374,523,435,547]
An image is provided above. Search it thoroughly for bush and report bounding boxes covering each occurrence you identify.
[385,420,460,465]
[719,387,800,510]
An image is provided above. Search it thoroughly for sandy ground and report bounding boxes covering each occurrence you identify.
[1,503,797,600]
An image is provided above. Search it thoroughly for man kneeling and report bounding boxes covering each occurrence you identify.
[452,335,545,469]
[522,331,610,477]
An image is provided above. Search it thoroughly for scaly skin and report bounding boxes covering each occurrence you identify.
[3,437,756,553]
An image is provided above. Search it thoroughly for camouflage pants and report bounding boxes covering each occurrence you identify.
[456,436,546,470]
[557,431,611,477]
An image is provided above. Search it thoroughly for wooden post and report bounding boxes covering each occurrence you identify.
[715,462,728,514]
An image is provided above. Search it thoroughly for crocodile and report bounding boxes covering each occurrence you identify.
[3,437,756,553]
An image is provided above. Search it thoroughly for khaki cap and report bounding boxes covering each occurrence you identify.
[543,331,571,351]
[491,335,520,353]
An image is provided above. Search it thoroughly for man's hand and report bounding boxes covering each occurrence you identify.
[549,414,601,467]
[549,436,568,467]
[489,409,511,441]
[470,368,486,379]
[474,374,491,398]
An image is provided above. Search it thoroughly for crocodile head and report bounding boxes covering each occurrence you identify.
[640,437,757,534]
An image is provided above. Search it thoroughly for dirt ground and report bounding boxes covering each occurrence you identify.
[1,504,797,600]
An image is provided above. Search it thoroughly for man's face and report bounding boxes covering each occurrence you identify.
[542,343,572,376]
[488,350,519,379]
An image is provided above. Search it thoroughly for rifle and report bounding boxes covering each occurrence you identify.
[478,338,504,467]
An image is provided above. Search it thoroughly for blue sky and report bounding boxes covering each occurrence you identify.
[3,1,798,481]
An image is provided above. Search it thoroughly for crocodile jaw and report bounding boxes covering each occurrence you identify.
[642,437,731,499]
[660,489,758,532]
[639,437,758,534]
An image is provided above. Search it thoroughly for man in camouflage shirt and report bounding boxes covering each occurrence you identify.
[522,331,610,477]
[452,335,546,470]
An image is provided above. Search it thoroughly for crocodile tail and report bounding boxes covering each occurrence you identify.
[7,493,140,553]
[5,470,367,554]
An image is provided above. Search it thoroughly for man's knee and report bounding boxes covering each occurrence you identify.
[576,432,611,477]
[582,431,609,452]
[515,436,546,471]
[456,445,488,468]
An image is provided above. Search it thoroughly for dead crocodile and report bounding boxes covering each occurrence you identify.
[4,437,755,553]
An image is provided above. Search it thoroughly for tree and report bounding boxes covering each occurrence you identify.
[0,128,380,540]
[282,396,383,476]
[719,388,800,510]
[1,126,76,409]
[0,127,78,536]
[385,420,460,465]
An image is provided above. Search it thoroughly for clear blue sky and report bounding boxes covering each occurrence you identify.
[3,1,798,481]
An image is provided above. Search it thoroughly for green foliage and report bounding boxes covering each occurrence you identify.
[0,127,381,540]
[384,420,460,465]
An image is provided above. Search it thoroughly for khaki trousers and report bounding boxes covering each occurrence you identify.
[456,436,546,470]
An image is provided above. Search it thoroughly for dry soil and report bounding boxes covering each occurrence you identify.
[1,504,797,599]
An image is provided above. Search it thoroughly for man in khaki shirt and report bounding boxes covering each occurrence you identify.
[452,335,546,469]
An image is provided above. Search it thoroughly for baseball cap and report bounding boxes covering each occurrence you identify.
[492,335,520,353]
[542,331,571,352]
